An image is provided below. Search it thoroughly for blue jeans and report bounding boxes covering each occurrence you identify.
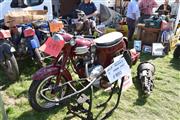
[127,17,136,41]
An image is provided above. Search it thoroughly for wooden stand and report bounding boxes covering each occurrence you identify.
[137,24,161,45]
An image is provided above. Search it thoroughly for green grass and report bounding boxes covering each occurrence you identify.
[0,52,180,120]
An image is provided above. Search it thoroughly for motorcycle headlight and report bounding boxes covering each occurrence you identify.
[90,44,96,53]
[52,34,64,41]
[69,38,76,46]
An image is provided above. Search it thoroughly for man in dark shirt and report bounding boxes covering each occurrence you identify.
[77,0,102,35]
[78,0,98,19]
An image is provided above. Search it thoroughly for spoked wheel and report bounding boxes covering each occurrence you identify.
[0,55,19,81]
[28,75,69,112]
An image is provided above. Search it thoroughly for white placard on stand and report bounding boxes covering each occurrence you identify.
[105,56,133,91]
[105,57,131,84]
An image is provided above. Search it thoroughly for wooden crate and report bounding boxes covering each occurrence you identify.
[140,27,161,45]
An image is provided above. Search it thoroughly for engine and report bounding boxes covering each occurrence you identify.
[137,62,155,96]
[73,43,98,78]
[88,65,104,88]
[73,46,93,77]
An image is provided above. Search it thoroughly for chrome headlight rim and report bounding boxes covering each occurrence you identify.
[69,38,76,46]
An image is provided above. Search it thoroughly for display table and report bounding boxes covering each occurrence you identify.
[137,24,161,45]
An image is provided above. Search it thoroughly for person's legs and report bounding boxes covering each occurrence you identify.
[127,18,136,41]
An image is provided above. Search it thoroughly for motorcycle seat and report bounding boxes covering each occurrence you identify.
[94,32,123,47]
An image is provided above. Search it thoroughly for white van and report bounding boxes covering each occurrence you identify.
[93,0,116,11]
[0,0,53,23]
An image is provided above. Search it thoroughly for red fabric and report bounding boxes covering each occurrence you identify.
[39,37,65,57]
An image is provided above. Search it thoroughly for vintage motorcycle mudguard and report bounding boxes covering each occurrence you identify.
[32,65,72,81]
[27,35,40,49]
[0,41,13,62]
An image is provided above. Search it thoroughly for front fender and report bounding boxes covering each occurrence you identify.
[27,35,40,49]
[0,41,13,62]
[32,65,72,81]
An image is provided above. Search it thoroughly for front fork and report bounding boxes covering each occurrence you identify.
[54,45,73,90]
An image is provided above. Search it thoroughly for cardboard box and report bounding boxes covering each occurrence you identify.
[4,10,47,27]
[5,14,25,27]
[28,10,48,15]
[32,15,47,21]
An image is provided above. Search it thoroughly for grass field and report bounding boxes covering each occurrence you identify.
[0,52,180,120]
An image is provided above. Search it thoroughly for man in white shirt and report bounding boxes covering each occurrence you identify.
[126,0,140,41]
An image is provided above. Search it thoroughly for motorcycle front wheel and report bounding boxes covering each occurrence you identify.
[0,55,19,81]
[28,75,69,112]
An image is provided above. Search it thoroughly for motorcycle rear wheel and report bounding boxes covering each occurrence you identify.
[0,55,19,81]
[28,75,69,112]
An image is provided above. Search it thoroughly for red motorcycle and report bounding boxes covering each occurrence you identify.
[28,31,139,112]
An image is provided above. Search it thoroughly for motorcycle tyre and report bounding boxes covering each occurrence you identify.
[28,75,70,112]
[0,55,19,81]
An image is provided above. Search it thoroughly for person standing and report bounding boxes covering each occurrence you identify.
[126,0,140,41]
[171,0,180,18]
[139,0,158,22]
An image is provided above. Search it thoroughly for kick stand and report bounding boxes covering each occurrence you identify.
[96,82,118,108]
[100,78,124,120]
[66,78,124,120]
[67,86,94,120]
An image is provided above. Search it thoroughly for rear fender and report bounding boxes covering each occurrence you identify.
[32,65,72,81]
[27,35,40,49]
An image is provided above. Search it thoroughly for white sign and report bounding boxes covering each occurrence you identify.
[105,57,131,83]
[152,43,165,56]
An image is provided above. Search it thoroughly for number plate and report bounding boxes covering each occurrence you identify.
[105,56,131,83]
